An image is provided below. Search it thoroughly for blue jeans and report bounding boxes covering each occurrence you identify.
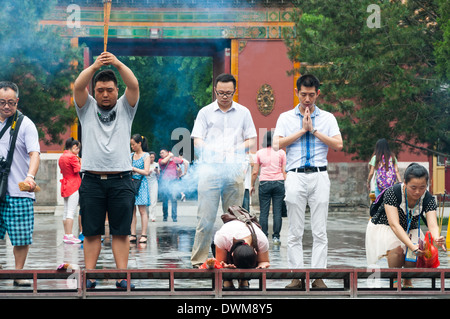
[160,179,177,221]
[258,180,285,239]
[242,189,250,212]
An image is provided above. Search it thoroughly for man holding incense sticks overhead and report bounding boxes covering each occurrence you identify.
[73,52,139,289]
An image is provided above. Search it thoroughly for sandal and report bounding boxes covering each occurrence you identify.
[139,235,148,243]
[129,235,137,244]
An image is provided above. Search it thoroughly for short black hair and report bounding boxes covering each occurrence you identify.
[93,69,118,88]
[215,73,236,89]
[228,240,257,269]
[0,81,19,98]
[296,74,320,92]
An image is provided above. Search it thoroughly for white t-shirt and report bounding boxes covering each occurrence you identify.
[0,115,40,198]
[214,220,269,253]
[147,162,160,183]
[75,94,138,172]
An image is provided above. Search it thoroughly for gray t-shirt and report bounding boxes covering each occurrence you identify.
[75,94,138,172]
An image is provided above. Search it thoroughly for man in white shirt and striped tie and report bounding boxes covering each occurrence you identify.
[274,74,343,289]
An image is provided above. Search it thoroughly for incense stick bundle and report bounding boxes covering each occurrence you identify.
[18,182,41,193]
[103,0,112,52]
[438,193,446,235]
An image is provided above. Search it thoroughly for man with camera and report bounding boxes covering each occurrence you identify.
[0,81,40,286]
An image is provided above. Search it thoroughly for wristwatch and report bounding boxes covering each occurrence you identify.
[311,129,317,135]
[26,174,35,180]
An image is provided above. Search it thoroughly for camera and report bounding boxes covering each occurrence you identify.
[0,156,7,169]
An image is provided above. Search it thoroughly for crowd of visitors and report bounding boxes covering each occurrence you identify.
[1,57,445,291]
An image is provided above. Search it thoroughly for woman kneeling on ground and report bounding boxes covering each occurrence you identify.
[213,220,270,289]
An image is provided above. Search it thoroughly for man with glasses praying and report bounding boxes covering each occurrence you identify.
[0,81,40,286]
[190,73,257,268]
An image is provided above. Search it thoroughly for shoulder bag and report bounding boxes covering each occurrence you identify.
[0,111,24,202]
[130,152,144,195]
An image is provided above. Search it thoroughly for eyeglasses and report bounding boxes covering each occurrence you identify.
[0,100,17,107]
[216,91,235,97]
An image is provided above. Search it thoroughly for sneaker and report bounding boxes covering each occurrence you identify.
[116,280,135,290]
[63,234,82,244]
[273,237,281,245]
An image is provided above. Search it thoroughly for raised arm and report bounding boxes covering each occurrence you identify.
[73,52,139,108]
[73,54,104,108]
[109,54,139,107]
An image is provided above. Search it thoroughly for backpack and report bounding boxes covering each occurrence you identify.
[221,205,261,252]
[369,183,432,226]
[376,155,396,192]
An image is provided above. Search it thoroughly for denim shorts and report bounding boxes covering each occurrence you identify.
[79,172,135,236]
[0,196,34,246]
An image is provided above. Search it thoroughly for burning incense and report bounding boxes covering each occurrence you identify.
[438,192,447,235]
[103,0,112,52]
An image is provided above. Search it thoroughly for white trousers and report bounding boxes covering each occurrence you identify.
[148,178,158,220]
[284,171,330,269]
[63,190,79,220]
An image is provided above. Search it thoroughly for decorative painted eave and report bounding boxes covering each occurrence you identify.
[40,0,294,39]
[55,0,294,9]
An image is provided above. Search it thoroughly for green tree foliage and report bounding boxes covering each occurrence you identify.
[435,0,450,81]
[114,56,213,158]
[0,0,82,145]
[284,0,449,160]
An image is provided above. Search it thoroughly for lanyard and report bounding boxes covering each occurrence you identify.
[405,188,420,236]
